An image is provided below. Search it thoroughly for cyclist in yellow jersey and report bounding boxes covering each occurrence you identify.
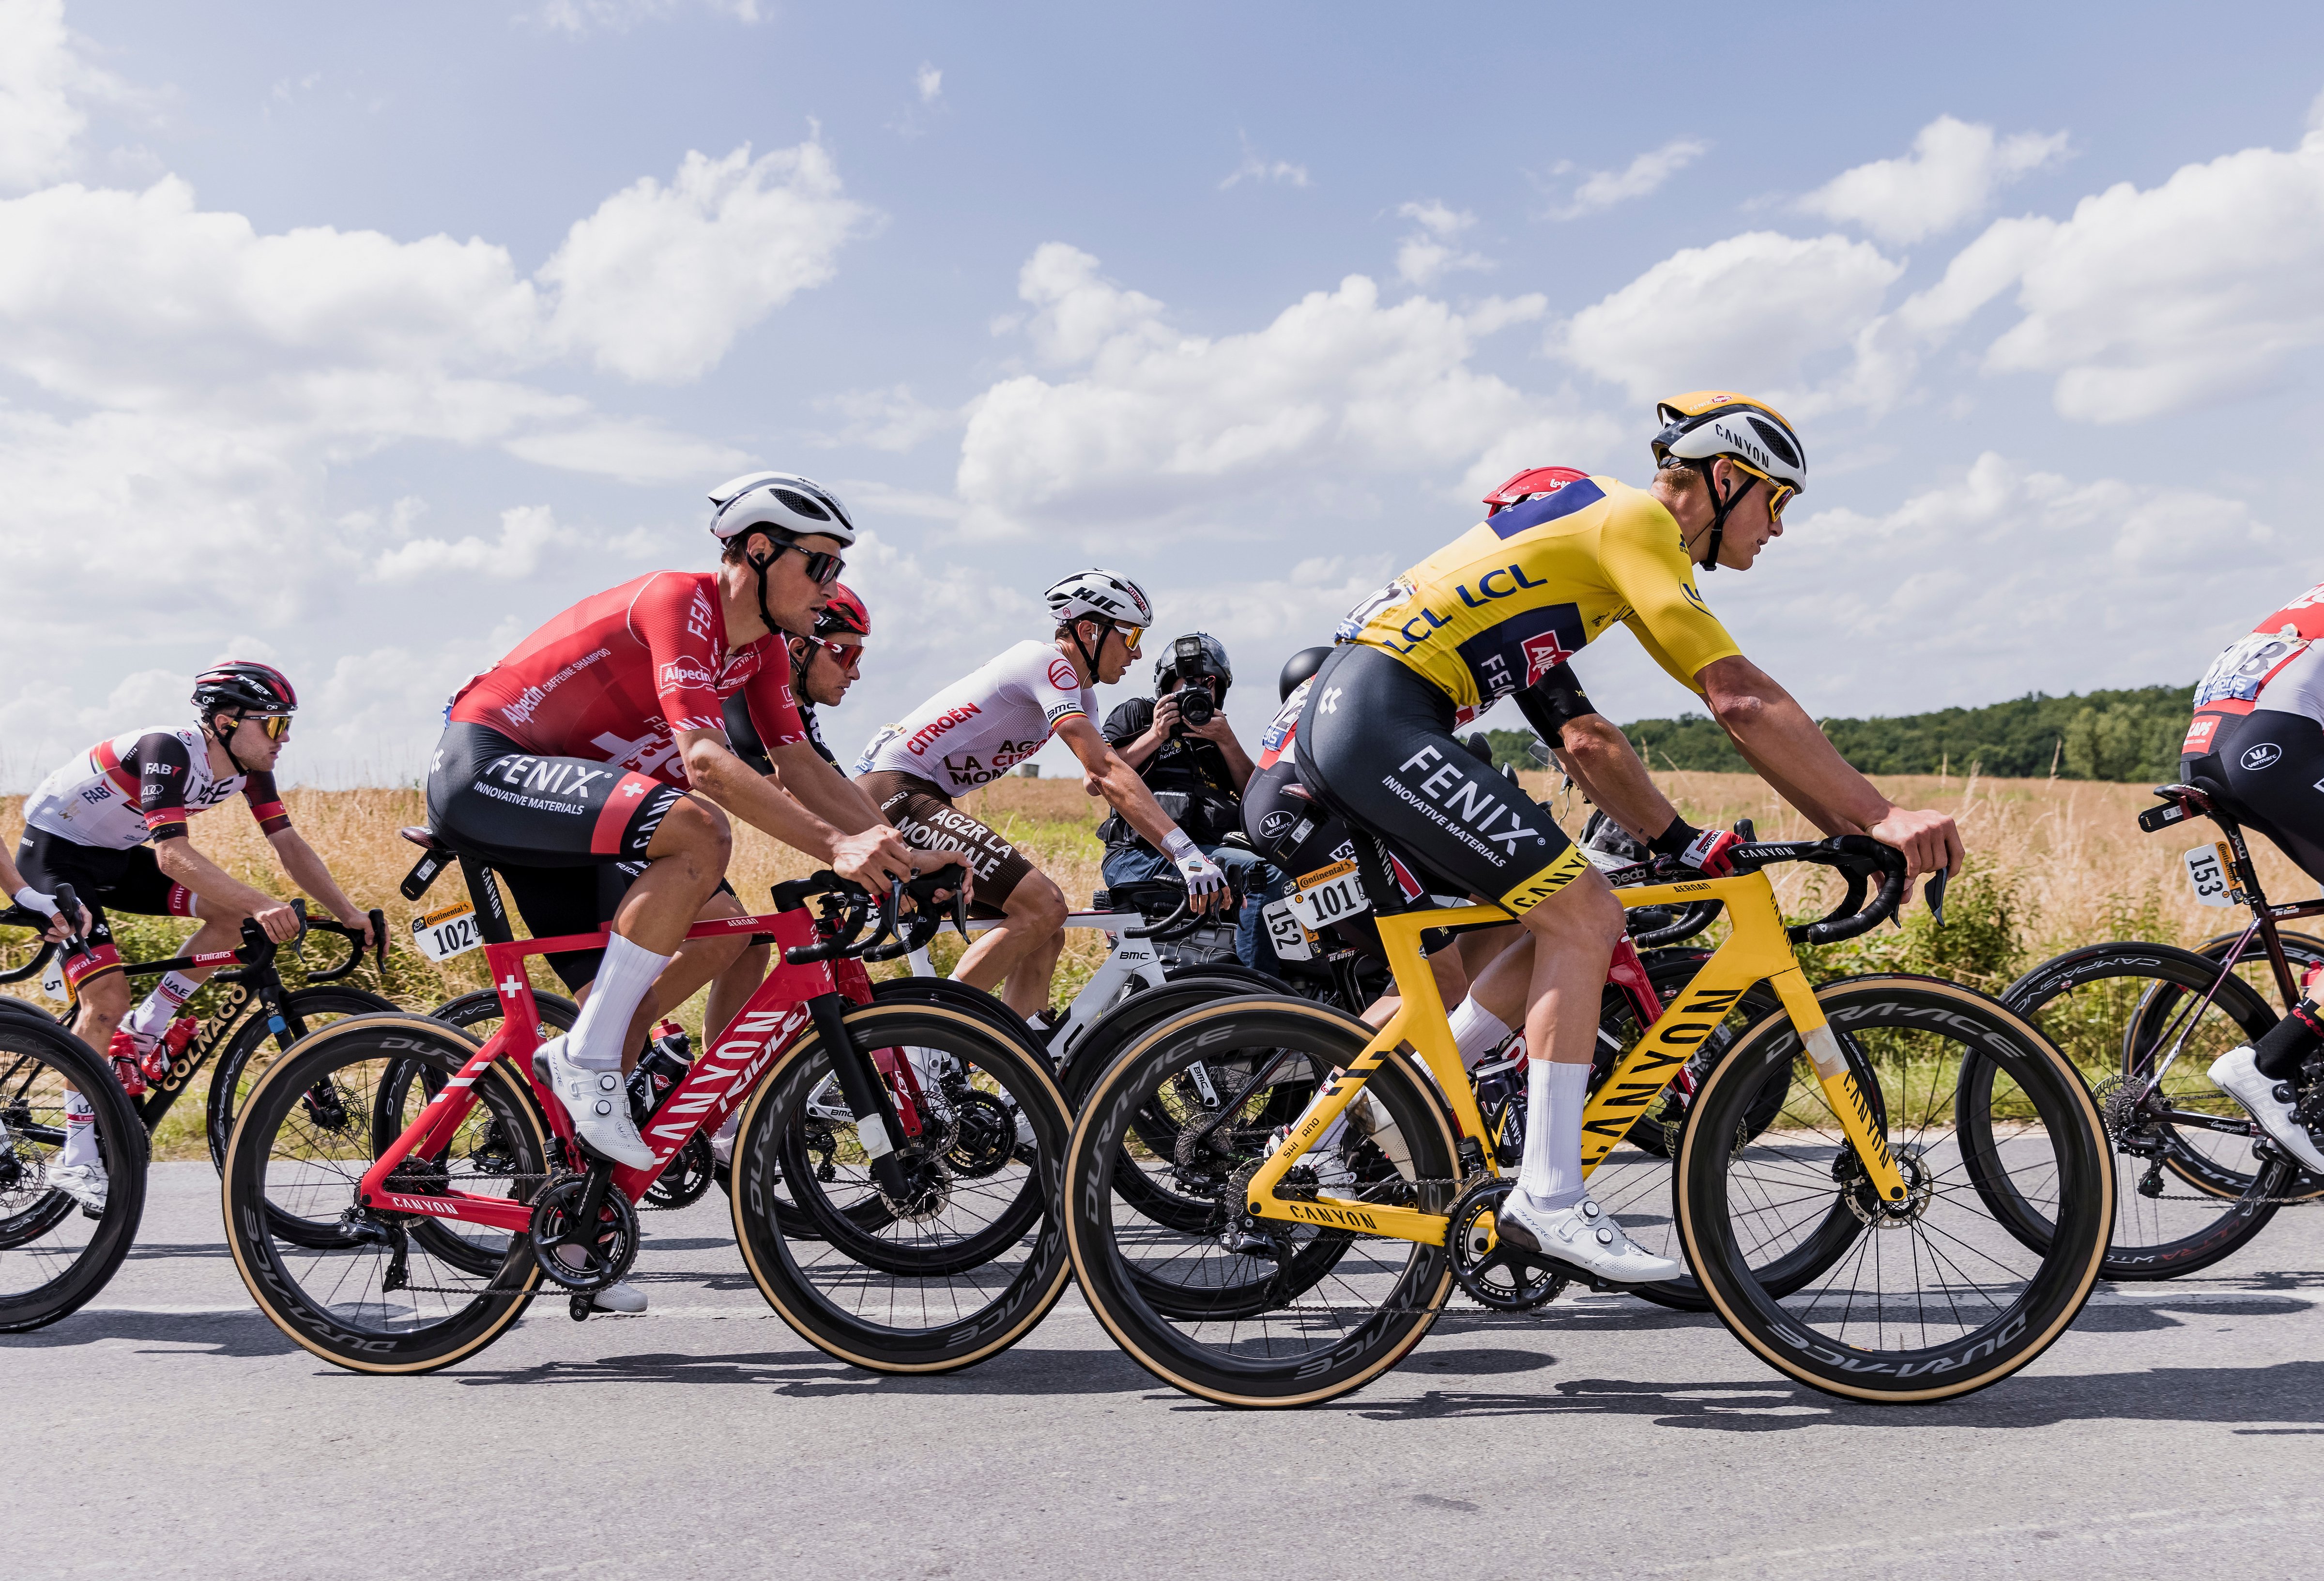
[1298,392,1962,1285]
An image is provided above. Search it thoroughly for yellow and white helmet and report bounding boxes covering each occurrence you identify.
[1649,391,1805,570]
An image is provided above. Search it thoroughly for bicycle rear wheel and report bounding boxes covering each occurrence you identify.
[1064,999,1458,1408]
[1977,942,2288,1278]
[0,1021,146,1332]
[1680,975,2110,1402]
[224,1015,548,1373]
[732,1002,1072,1372]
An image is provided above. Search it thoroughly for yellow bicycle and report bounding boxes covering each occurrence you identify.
[1061,835,2111,1408]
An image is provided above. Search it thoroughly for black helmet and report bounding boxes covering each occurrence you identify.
[191,660,297,721]
[1154,632,1232,695]
[1279,646,1333,702]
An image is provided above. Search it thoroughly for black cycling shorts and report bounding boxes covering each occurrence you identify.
[426,722,687,871]
[16,828,199,985]
[1296,645,1590,915]
[2187,710,2324,883]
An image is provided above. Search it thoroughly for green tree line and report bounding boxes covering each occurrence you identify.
[1482,684,2197,782]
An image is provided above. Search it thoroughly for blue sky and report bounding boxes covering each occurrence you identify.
[6,0,2324,785]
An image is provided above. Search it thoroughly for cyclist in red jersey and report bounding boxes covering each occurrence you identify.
[428,472,958,1184]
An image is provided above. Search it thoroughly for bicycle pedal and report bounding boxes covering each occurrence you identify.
[569,1292,594,1323]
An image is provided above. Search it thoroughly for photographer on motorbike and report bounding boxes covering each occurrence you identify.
[1100,633,1278,970]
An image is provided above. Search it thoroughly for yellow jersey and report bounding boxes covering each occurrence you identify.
[1337,474,1740,715]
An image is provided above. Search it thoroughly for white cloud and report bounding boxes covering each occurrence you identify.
[502,420,746,482]
[1552,138,1710,220]
[1394,200,1490,286]
[1219,133,1310,191]
[812,385,958,453]
[1800,116,2068,245]
[0,0,138,193]
[916,63,943,105]
[954,244,1613,541]
[1555,230,1902,410]
[1971,131,2324,422]
[370,504,566,582]
[542,141,874,383]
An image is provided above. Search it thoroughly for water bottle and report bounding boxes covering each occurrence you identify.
[627,1019,694,1123]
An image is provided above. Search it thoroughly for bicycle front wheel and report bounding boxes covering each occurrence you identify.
[223,1015,548,1374]
[1987,942,2289,1278]
[1064,998,1459,1408]
[0,1020,147,1332]
[732,1002,1072,1373]
[1679,975,2110,1403]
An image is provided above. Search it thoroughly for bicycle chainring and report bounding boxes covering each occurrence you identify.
[529,1174,641,1292]
[1446,1177,1568,1311]
[943,1089,1015,1178]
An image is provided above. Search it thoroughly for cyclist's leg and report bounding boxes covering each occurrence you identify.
[868,773,1066,1017]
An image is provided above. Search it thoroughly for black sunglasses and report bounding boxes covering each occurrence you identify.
[779,542,846,587]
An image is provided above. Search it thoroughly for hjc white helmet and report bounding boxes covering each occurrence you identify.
[1044,569,1154,629]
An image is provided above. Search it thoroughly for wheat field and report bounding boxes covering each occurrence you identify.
[6,768,2307,1159]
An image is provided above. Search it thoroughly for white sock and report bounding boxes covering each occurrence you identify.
[1447,998,1514,1070]
[565,934,673,1072]
[122,972,199,1050]
[60,1089,97,1169]
[1517,1060,1590,1210]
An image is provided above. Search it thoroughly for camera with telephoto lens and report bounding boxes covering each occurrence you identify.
[1168,636,1218,734]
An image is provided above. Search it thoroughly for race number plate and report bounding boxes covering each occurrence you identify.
[2184,842,2237,908]
[411,899,483,961]
[1288,858,1371,931]
[1261,897,1318,962]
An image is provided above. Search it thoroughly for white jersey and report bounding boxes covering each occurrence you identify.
[24,726,287,851]
[854,640,1097,794]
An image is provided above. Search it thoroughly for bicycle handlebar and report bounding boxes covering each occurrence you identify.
[862,865,972,963]
[0,881,92,984]
[1596,835,1912,946]
[301,909,387,982]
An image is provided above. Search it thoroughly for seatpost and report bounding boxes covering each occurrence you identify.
[806,989,912,1198]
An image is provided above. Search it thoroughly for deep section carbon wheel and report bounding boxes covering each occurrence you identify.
[1679,975,2110,1403]
[0,1017,147,1332]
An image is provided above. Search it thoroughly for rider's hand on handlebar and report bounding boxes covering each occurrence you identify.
[1162,831,1230,914]
[253,899,305,944]
[904,846,975,910]
[12,887,90,943]
[337,909,378,951]
[1679,826,1745,878]
[1866,806,1962,882]
[829,824,927,897]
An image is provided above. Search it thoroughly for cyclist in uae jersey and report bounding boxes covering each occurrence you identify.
[853,570,1228,1020]
[2181,579,2324,1172]
[1296,395,1959,1288]
[427,471,954,1228]
[18,663,374,1214]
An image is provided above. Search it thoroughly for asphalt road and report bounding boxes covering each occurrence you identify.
[10,1163,2324,1580]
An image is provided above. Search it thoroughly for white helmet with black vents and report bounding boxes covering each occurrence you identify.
[1044,569,1154,629]
[1648,391,1806,572]
[707,471,857,547]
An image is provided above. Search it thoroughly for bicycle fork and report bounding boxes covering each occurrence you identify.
[805,992,916,1201]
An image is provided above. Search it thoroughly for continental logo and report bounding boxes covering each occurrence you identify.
[1498,845,1591,913]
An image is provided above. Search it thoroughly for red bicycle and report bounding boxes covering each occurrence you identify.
[222,835,1071,1375]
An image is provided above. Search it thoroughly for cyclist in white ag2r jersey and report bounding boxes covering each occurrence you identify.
[855,571,1230,1019]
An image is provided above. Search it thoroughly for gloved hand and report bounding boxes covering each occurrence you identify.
[1679,826,1744,877]
[1162,830,1231,912]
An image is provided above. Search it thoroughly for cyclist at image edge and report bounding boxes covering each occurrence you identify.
[2182,581,2324,1171]
[428,472,963,1306]
[1099,632,1279,973]
[854,572,1230,1020]
[1297,392,1960,1284]
[17,663,376,1213]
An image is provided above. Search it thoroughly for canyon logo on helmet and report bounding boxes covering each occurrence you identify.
[1648,391,1806,573]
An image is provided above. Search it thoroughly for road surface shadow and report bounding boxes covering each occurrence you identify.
[0,1308,298,1359]
[448,1342,1157,1396]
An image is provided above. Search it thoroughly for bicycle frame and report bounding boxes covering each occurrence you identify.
[1238,868,1910,1246]
[906,907,1169,1060]
[353,905,901,1232]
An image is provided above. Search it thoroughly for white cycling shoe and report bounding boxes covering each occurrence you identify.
[1495,1193,1683,1286]
[590,1281,648,1315]
[536,1036,656,1170]
[2208,1045,2324,1172]
[47,1160,107,1217]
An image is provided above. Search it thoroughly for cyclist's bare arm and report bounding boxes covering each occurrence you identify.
[1551,715,1681,844]
[266,827,376,946]
[677,728,951,892]
[765,739,887,835]
[153,836,304,941]
[1697,655,1962,877]
[1054,714,1190,849]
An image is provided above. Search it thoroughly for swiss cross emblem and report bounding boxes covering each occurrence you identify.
[499,974,524,998]
[621,780,647,799]
[1521,630,1574,686]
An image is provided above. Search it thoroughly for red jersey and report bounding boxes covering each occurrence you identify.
[447,572,804,786]
[2185,580,2324,755]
